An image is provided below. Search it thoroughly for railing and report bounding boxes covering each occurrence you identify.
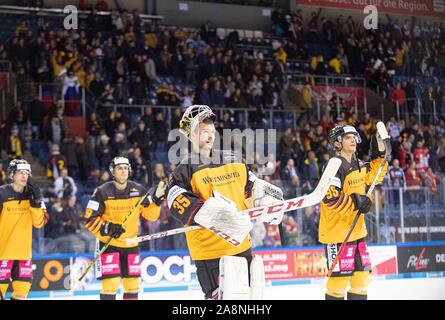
[0,4,163,22]
[391,98,443,126]
[290,74,366,90]
[15,82,87,116]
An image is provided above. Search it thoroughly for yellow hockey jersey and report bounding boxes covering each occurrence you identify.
[319,156,388,244]
[0,184,47,260]
[167,150,254,261]
[84,181,160,248]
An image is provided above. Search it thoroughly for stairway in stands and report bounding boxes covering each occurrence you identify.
[24,150,53,190]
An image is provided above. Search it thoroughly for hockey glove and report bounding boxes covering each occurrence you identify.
[369,134,385,160]
[152,180,167,206]
[351,193,372,214]
[100,222,126,238]
[26,181,43,208]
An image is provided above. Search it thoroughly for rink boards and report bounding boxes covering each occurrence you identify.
[14,241,445,298]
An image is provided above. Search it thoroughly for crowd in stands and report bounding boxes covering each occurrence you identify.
[0,2,444,252]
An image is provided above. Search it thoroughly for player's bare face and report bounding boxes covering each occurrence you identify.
[197,122,215,153]
[13,170,29,188]
[113,164,129,184]
[342,133,357,153]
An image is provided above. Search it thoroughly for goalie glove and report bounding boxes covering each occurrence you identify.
[194,191,253,247]
[245,178,284,225]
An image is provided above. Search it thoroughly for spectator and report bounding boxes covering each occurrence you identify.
[405,161,421,203]
[301,151,319,193]
[279,127,294,162]
[129,120,152,160]
[7,125,23,160]
[388,159,406,188]
[297,82,314,125]
[209,80,226,108]
[281,158,298,181]
[390,83,407,120]
[129,147,149,185]
[85,168,101,192]
[413,140,429,173]
[422,85,435,124]
[96,134,113,170]
[54,168,78,200]
[27,94,46,140]
[302,207,318,246]
[0,162,7,186]
[47,144,66,180]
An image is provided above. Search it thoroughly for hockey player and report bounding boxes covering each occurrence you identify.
[320,124,388,300]
[83,156,166,300]
[167,105,283,300]
[0,159,48,299]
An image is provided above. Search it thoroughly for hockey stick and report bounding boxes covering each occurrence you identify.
[325,121,391,279]
[126,157,342,246]
[77,188,152,283]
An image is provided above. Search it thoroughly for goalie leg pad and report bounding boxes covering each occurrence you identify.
[219,256,250,300]
[249,255,265,300]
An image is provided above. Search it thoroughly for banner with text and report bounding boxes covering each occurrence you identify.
[296,0,445,17]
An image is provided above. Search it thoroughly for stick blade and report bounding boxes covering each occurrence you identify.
[125,237,138,246]
[376,121,390,140]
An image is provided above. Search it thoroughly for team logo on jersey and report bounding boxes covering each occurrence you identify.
[129,188,140,197]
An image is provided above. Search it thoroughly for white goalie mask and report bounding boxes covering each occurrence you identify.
[179,105,216,141]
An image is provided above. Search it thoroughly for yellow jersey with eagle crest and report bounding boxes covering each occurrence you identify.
[0,184,47,260]
[83,181,160,248]
[167,150,255,260]
[319,155,388,244]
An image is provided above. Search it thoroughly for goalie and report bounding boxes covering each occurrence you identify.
[320,124,388,300]
[167,105,284,300]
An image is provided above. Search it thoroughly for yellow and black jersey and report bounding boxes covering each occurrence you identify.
[319,156,388,244]
[84,181,160,248]
[167,150,256,261]
[0,184,47,260]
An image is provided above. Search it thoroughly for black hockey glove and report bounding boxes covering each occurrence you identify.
[26,181,43,208]
[351,193,372,214]
[369,135,385,160]
[100,222,126,238]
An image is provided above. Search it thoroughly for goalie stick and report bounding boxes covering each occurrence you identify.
[326,121,392,279]
[125,157,342,246]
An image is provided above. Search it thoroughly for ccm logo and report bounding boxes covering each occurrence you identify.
[247,199,304,218]
[209,227,240,246]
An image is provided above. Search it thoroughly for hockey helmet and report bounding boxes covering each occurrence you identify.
[179,105,216,140]
[7,159,32,180]
[328,125,361,147]
[109,156,132,175]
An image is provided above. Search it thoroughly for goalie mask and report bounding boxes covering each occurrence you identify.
[328,125,361,150]
[179,105,216,141]
[109,156,132,176]
[7,159,32,180]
